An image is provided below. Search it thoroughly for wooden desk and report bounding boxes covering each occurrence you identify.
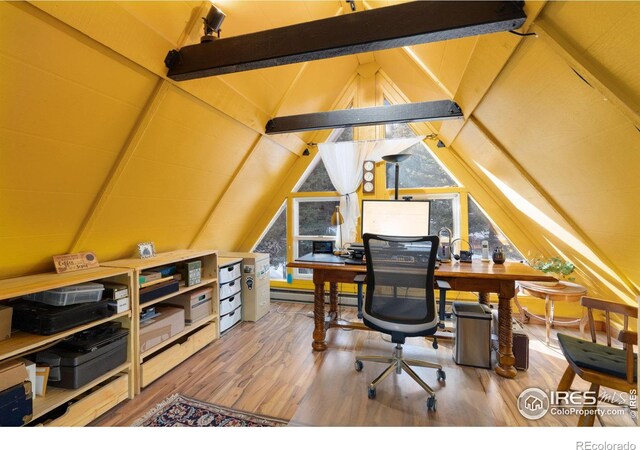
[287,259,555,378]
[517,280,587,344]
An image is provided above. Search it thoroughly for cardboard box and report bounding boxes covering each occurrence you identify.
[108,297,130,314]
[165,288,212,324]
[102,282,129,300]
[0,305,12,341]
[139,306,185,353]
[0,360,28,392]
[17,358,36,398]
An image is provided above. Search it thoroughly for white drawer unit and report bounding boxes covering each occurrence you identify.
[219,262,241,284]
[219,278,241,299]
[218,257,244,334]
[219,292,242,316]
[220,305,242,333]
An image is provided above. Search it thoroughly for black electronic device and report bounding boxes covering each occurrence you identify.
[312,241,334,254]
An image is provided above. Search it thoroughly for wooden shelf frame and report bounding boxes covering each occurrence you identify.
[138,277,217,309]
[0,266,136,426]
[103,249,219,394]
[33,364,129,420]
[140,313,218,360]
[0,311,130,361]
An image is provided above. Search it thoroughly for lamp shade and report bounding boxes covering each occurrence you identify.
[331,205,344,226]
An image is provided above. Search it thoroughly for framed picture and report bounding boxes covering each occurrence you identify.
[137,242,156,259]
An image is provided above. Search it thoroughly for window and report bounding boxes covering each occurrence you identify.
[384,99,458,189]
[253,203,287,280]
[468,195,524,261]
[297,158,334,192]
[293,198,339,277]
[411,194,460,237]
[296,126,353,192]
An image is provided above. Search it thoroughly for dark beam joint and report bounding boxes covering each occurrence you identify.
[265,100,463,135]
[167,1,526,80]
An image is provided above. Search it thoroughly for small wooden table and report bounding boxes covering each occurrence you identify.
[516,281,587,344]
[288,258,555,379]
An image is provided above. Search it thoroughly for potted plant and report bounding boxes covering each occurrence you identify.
[531,257,575,285]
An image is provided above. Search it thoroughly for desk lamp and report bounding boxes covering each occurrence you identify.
[331,205,344,254]
[382,153,412,200]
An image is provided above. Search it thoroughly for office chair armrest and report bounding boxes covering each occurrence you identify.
[436,280,451,290]
[618,330,637,346]
[354,274,367,283]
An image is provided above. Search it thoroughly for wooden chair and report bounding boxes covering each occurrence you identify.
[556,296,637,426]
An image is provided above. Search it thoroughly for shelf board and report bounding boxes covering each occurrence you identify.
[141,313,218,359]
[32,363,130,420]
[103,250,217,271]
[0,267,131,301]
[138,277,217,309]
[0,311,131,361]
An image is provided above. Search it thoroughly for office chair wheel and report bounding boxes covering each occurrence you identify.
[432,338,438,350]
[427,396,437,412]
[355,360,364,372]
[368,387,376,399]
[437,369,446,382]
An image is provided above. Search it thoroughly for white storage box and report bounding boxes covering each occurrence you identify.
[219,262,241,284]
[24,282,104,306]
[220,305,242,333]
[219,279,241,300]
[220,293,241,316]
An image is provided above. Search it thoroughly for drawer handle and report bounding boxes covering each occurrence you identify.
[228,281,235,287]
[229,311,235,317]
[226,295,234,302]
[227,266,234,272]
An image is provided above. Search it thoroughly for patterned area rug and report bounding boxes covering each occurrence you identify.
[131,394,288,427]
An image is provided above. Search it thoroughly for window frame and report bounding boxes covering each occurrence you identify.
[251,201,288,281]
[292,196,340,279]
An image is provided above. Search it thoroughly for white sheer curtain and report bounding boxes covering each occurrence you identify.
[318,136,423,245]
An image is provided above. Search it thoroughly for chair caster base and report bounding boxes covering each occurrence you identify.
[436,369,446,382]
[355,360,363,372]
[427,396,437,411]
[368,387,376,399]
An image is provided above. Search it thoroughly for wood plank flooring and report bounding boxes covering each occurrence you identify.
[92,301,636,427]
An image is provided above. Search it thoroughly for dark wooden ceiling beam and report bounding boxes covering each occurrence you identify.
[265,100,463,135]
[166,1,526,81]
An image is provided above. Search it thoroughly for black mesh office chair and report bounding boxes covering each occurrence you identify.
[355,233,445,411]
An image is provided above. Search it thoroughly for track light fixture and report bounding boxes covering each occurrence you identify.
[302,148,311,156]
[201,3,226,43]
[346,1,356,12]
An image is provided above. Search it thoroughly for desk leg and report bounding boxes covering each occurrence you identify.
[478,292,490,306]
[312,281,327,351]
[545,296,551,345]
[329,282,338,319]
[496,289,517,379]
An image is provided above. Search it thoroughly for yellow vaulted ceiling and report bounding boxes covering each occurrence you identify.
[0,1,638,308]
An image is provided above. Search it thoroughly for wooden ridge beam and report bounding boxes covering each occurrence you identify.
[166,1,526,80]
[265,100,462,135]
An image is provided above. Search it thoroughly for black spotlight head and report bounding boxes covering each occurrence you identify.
[302,148,311,156]
[202,5,226,42]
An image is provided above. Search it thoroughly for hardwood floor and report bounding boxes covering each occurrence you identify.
[92,301,636,427]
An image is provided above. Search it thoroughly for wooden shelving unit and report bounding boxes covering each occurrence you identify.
[0,267,135,426]
[104,249,219,392]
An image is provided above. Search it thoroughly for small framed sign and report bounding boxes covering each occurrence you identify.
[137,242,156,259]
[53,252,99,274]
